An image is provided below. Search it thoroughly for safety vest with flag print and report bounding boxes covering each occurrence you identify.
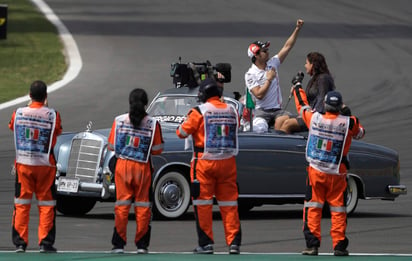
[13,106,56,166]
[306,112,349,174]
[114,113,156,163]
[198,102,239,160]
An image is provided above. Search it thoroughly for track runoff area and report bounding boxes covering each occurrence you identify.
[1,251,412,261]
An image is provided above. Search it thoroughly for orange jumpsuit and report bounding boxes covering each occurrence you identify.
[108,114,164,250]
[176,97,242,248]
[293,88,365,251]
[9,101,62,248]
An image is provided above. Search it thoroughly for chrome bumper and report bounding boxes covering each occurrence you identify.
[79,182,116,193]
[388,185,407,195]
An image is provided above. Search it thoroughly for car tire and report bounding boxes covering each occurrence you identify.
[346,176,359,214]
[56,195,96,216]
[322,176,359,217]
[153,170,191,220]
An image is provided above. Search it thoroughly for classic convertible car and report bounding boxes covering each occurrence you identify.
[53,86,406,219]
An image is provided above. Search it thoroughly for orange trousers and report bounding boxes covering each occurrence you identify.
[303,166,348,251]
[191,156,241,247]
[12,164,56,247]
[111,159,152,249]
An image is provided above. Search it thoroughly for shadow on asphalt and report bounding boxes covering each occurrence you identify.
[57,208,412,222]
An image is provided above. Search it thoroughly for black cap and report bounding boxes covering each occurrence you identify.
[198,78,221,103]
[199,78,217,90]
[324,91,343,108]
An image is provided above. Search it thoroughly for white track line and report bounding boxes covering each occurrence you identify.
[0,0,82,110]
[0,250,411,256]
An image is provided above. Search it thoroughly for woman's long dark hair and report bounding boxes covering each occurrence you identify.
[307,52,330,76]
[306,52,331,89]
[129,88,148,128]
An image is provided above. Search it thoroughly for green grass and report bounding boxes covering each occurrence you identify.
[0,0,67,103]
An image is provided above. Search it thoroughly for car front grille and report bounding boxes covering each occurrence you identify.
[66,136,103,183]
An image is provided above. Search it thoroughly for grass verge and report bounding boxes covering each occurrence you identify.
[0,0,66,103]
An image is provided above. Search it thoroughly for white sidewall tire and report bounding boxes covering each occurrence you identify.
[153,171,190,219]
[346,176,359,214]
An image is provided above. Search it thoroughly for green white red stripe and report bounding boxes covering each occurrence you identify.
[317,138,332,152]
[126,135,140,147]
[217,125,229,137]
[25,128,39,140]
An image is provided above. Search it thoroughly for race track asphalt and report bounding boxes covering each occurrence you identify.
[0,0,411,258]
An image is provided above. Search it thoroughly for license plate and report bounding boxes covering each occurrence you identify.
[57,177,80,193]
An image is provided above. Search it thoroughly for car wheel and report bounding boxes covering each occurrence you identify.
[322,176,359,216]
[56,195,96,216]
[346,176,359,214]
[153,170,191,219]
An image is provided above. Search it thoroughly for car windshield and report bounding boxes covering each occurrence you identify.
[147,95,198,124]
[147,94,241,126]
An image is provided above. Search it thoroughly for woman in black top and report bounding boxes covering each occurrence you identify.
[305,52,335,113]
[279,52,335,133]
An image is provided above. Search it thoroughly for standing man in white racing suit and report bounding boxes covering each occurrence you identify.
[245,19,304,131]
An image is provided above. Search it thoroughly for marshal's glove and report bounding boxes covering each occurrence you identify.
[294,84,303,94]
[340,105,352,116]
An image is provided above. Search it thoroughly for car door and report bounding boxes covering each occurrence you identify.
[236,132,308,196]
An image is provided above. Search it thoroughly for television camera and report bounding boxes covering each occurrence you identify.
[170,57,231,88]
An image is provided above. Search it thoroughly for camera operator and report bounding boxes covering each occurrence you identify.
[176,78,242,254]
[245,19,304,131]
[279,52,336,134]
